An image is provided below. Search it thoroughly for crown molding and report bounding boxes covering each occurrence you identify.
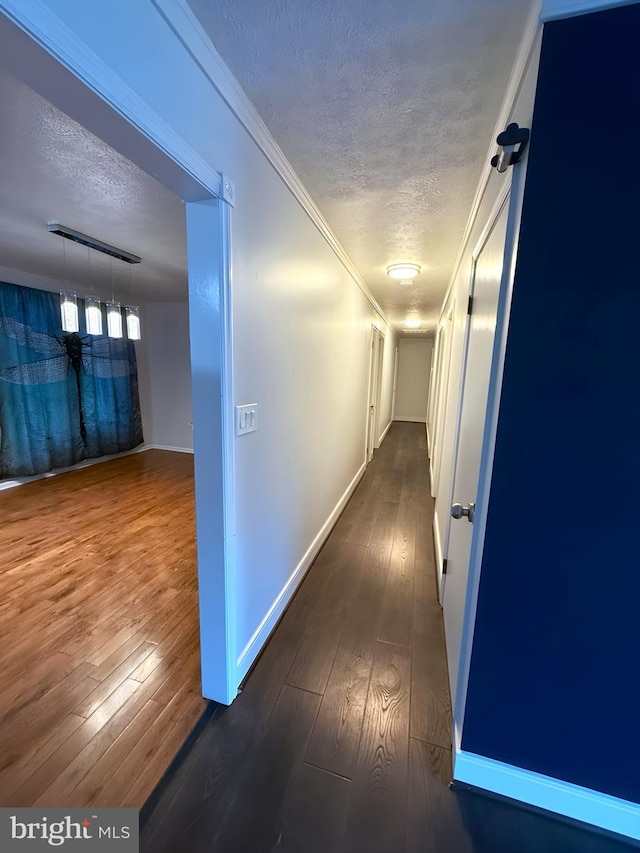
[150,0,387,322]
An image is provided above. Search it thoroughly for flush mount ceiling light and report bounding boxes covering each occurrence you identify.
[404,318,421,329]
[387,263,421,280]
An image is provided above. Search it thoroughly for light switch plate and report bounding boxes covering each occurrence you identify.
[236,403,258,435]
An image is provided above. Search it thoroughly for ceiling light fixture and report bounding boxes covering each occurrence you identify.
[404,319,421,329]
[387,263,421,280]
[49,224,142,341]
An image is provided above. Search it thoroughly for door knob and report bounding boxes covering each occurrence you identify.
[451,501,475,523]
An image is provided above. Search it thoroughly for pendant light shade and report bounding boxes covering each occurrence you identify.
[125,306,141,341]
[106,301,123,339]
[85,296,103,336]
[60,292,79,333]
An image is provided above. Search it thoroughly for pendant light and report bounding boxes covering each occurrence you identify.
[59,238,79,332]
[125,306,141,340]
[84,247,103,335]
[48,223,142,340]
[106,300,123,338]
[106,258,122,338]
[60,291,79,333]
[124,265,141,341]
[85,296,103,335]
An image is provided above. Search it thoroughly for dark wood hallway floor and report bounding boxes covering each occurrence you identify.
[141,423,637,853]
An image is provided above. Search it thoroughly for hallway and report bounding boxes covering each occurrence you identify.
[141,423,635,853]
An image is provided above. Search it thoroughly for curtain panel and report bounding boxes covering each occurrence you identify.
[0,281,143,479]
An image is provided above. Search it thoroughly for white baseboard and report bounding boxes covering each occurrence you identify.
[144,443,194,454]
[0,443,149,491]
[454,750,640,843]
[378,419,393,444]
[0,442,194,490]
[235,459,367,680]
[393,416,427,423]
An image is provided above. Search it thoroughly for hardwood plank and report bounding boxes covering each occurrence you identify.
[304,563,382,779]
[0,714,86,801]
[377,499,416,648]
[410,570,451,749]
[364,501,399,571]
[340,640,411,853]
[117,690,204,807]
[285,543,366,694]
[274,763,351,853]
[406,738,471,853]
[88,640,158,684]
[207,685,321,853]
[88,679,202,808]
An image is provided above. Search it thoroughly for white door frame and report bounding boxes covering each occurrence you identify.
[429,300,455,498]
[426,327,441,454]
[0,4,238,703]
[366,325,384,462]
[391,344,399,422]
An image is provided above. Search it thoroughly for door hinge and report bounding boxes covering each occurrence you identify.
[442,558,448,575]
[467,296,473,315]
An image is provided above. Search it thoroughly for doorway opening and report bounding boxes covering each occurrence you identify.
[0,12,232,806]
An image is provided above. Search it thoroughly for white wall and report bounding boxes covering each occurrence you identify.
[139,301,193,451]
[4,0,398,693]
[231,174,395,665]
[394,338,433,423]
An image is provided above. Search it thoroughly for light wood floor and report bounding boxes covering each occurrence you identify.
[0,450,206,808]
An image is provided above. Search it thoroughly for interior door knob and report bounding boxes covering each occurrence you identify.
[451,501,475,523]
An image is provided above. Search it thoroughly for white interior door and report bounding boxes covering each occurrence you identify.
[442,192,510,712]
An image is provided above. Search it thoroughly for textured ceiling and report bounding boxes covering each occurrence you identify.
[0,67,187,304]
[188,0,533,333]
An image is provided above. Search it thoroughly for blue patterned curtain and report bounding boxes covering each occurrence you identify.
[0,281,143,478]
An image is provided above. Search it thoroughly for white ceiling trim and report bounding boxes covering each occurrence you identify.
[541,0,638,20]
[0,0,222,200]
[438,0,543,320]
[151,0,388,323]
